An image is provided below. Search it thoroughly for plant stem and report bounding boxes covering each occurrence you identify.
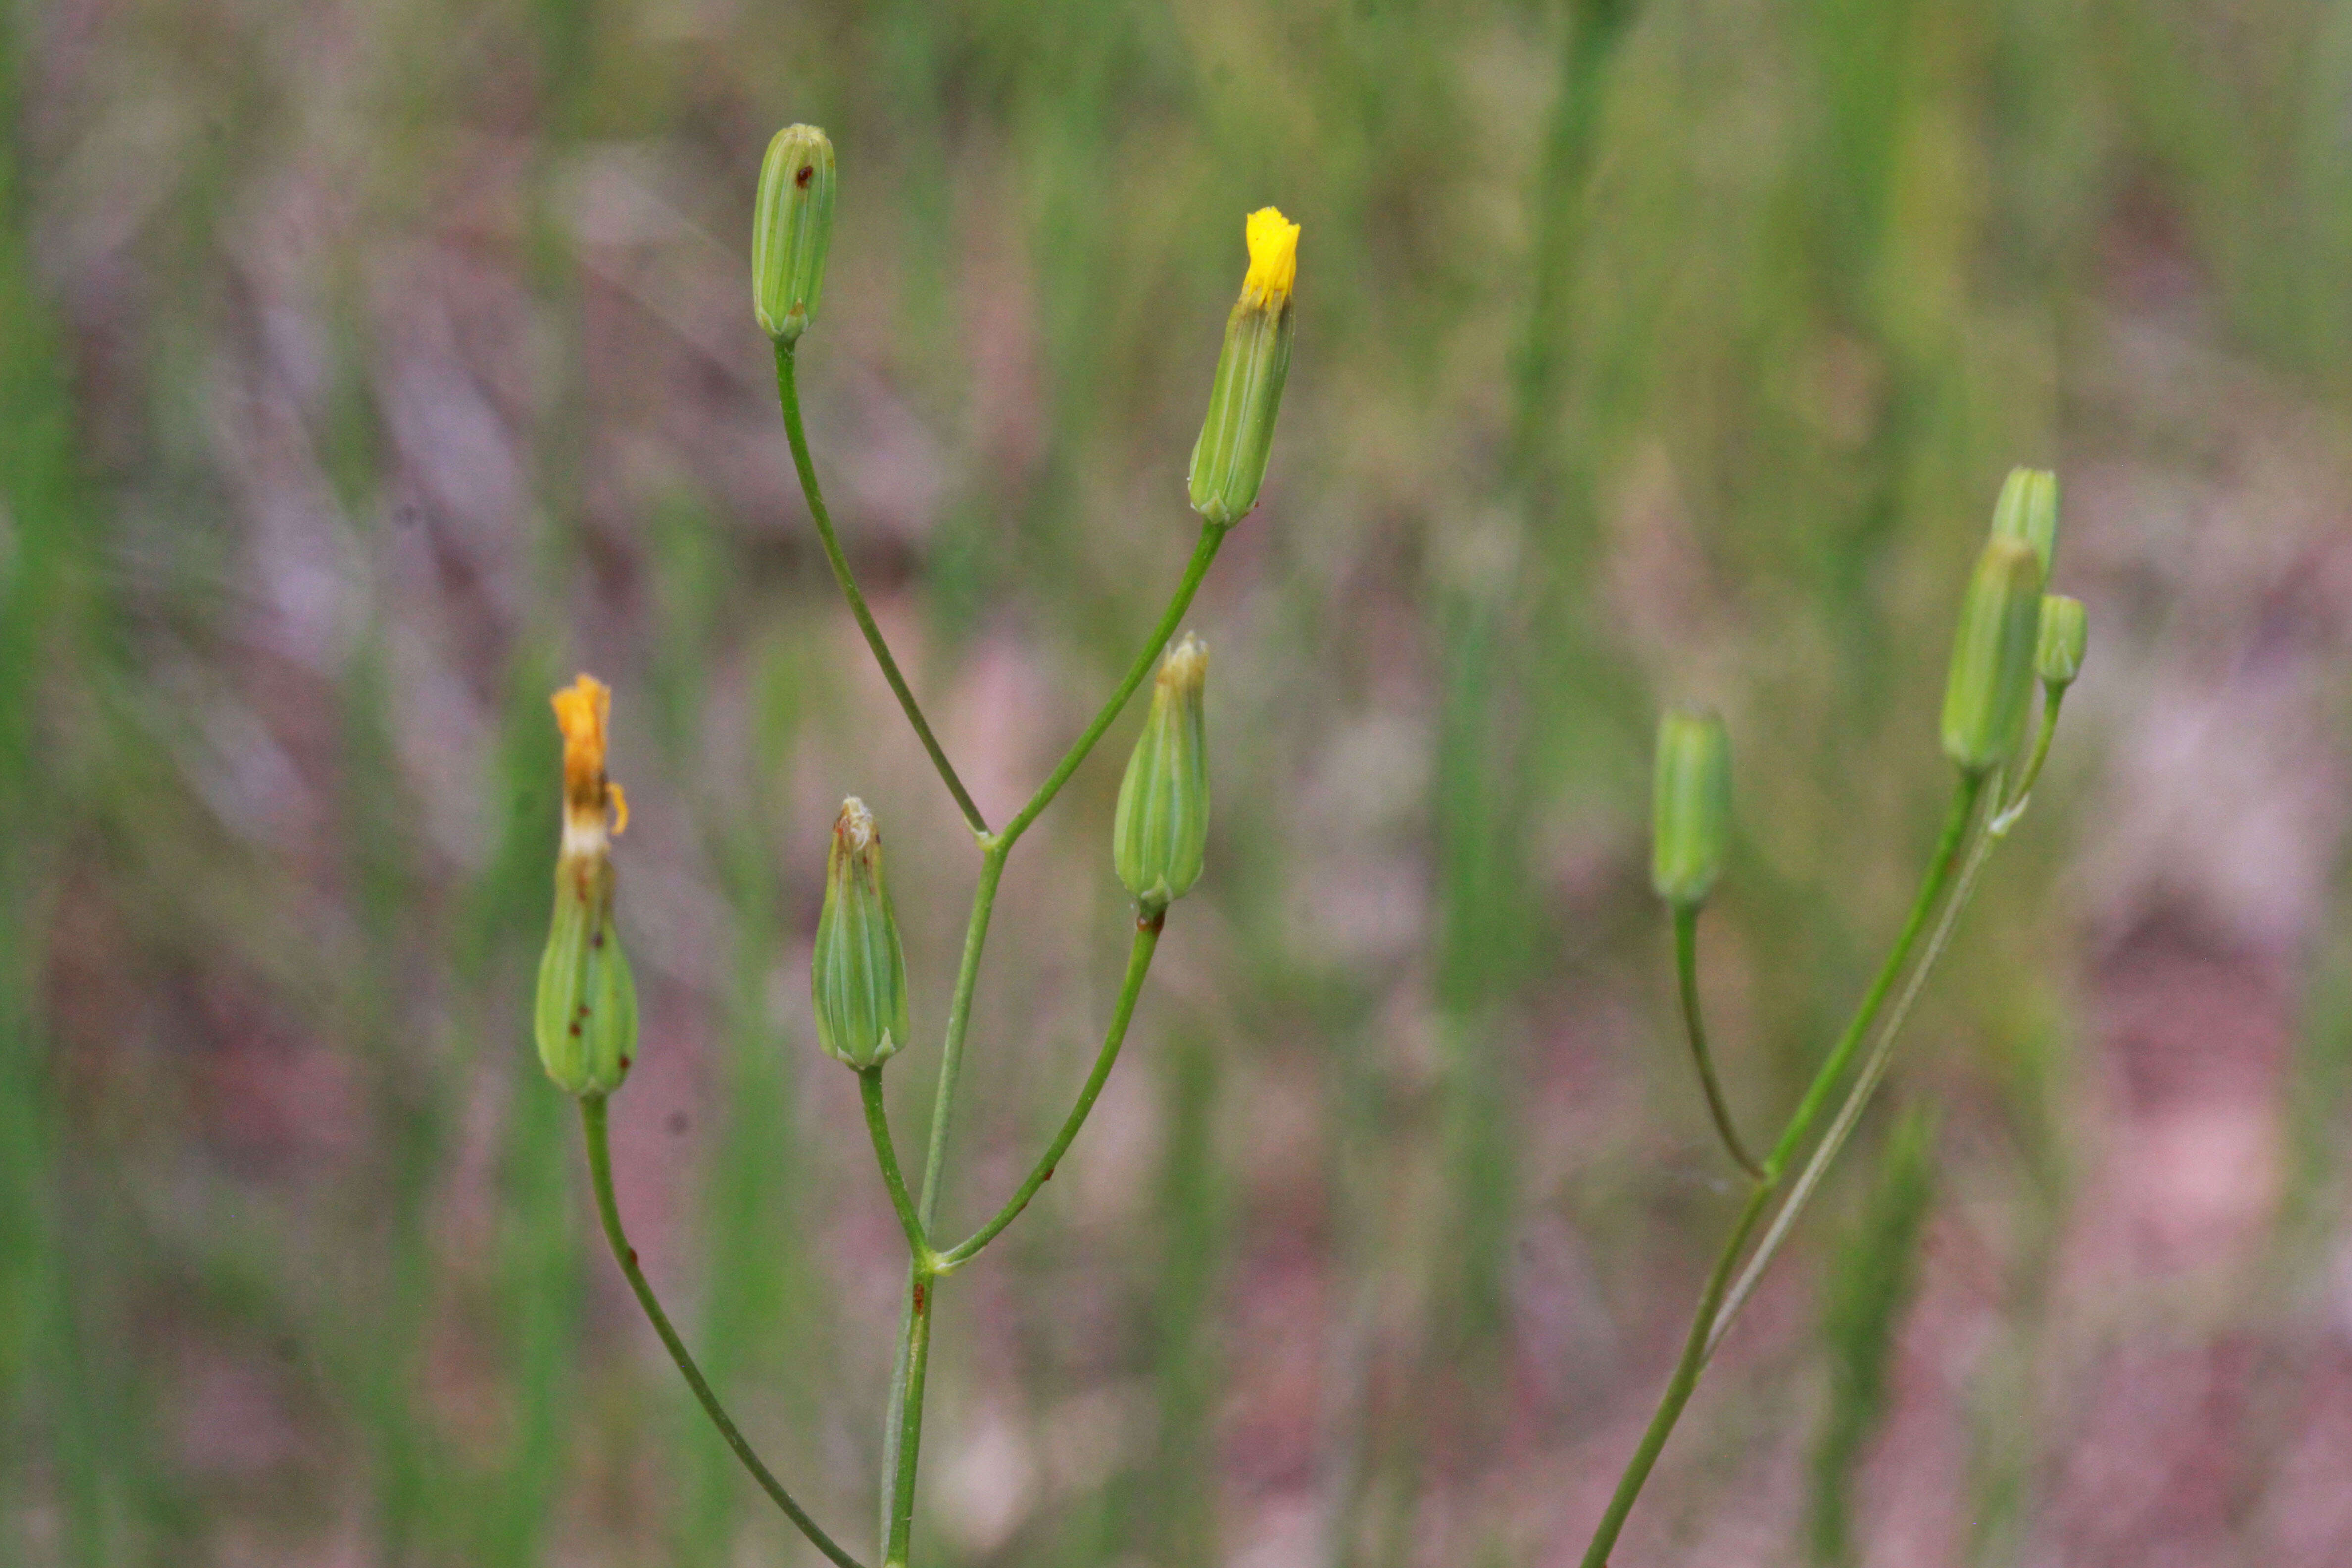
[995,521,1226,852]
[578,1096,867,1568]
[1577,770,1988,1568]
[870,522,1229,1564]
[1989,689,2065,837]
[859,1069,931,1261]
[881,1256,935,1568]
[1576,1181,1774,1568]
[774,341,989,838]
[1707,784,2007,1358]
[1671,903,1762,1181]
[1760,771,1985,1179]
[938,912,1164,1271]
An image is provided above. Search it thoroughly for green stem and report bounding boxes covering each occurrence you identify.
[938,912,1165,1271]
[1761,771,1986,1179]
[1672,903,1762,1182]
[1989,687,2065,836]
[995,521,1226,852]
[1707,811,2004,1358]
[871,519,1228,1565]
[775,342,989,838]
[1577,1181,1773,1568]
[1578,770,1988,1568]
[859,1069,931,1261]
[578,1096,867,1568]
[882,1258,935,1568]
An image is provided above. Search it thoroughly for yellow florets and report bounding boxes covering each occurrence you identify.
[1240,207,1299,311]
[552,673,628,838]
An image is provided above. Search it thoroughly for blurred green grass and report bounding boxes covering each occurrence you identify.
[4,0,2352,1563]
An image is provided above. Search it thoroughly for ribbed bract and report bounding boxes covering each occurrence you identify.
[811,798,910,1069]
[1114,635,1210,914]
[1651,706,1732,908]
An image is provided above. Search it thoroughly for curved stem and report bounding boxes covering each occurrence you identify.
[1578,770,1989,1568]
[1761,771,1986,1179]
[939,912,1164,1271]
[1576,1181,1774,1568]
[1707,811,2002,1358]
[859,1069,931,1262]
[1990,687,2065,837]
[774,342,989,837]
[1672,903,1762,1181]
[579,1096,868,1568]
[995,521,1226,852]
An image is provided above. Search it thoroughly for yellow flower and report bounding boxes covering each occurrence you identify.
[1240,206,1299,312]
[552,673,628,840]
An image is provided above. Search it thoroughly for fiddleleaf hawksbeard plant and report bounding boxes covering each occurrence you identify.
[534,123,1298,1568]
[1578,467,2086,1565]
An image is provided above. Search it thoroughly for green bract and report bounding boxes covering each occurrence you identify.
[1940,536,2045,774]
[1651,705,1732,908]
[1114,634,1210,915]
[753,124,837,344]
[536,855,638,1097]
[811,797,911,1069]
[2036,593,2086,688]
[1988,466,2060,580]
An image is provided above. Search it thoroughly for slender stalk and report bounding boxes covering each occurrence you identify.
[996,521,1226,852]
[882,1259,934,1568]
[1578,770,1989,1568]
[869,518,1230,1564]
[1989,690,2065,837]
[1708,792,2007,1357]
[1577,1181,1774,1568]
[859,1069,931,1261]
[1761,772,1986,1179]
[774,342,989,837]
[578,1096,867,1568]
[1672,904,1762,1181]
[939,912,1165,1271]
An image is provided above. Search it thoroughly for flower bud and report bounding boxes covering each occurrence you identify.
[753,124,837,344]
[811,798,910,1069]
[1188,208,1298,527]
[1988,466,2060,579]
[1940,537,2045,774]
[2036,593,2086,688]
[1114,634,1210,915]
[536,675,638,1096]
[1651,705,1732,908]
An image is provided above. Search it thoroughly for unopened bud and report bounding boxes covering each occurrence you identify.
[753,124,837,344]
[1114,634,1210,915]
[811,798,910,1069]
[1188,208,1298,527]
[1651,705,1732,908]
[1988,466,2060,579]
[1940,537,2045,774]
[536,675,637,1096]
[2036,594,2086,688]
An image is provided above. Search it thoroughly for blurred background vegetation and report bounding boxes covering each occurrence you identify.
[3,0,2352,1562]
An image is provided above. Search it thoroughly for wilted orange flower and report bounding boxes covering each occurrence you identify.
[552,674,628,840]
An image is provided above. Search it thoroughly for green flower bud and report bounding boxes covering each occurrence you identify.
[1114,633,1210,915]
[1651,705,1732,908]
[536,855,639,1096]
[753,124,837,344]
[1940,537,2045,774]
[2036,594,2086,689]
[1988,466,2060,580]
[811,798,910,1069]
[1189,208,1298,526]
[536,675,637,1097]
